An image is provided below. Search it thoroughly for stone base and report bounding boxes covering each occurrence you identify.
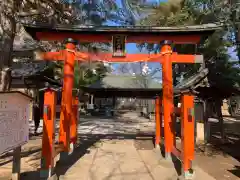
[165,152,172,161]
[155,144,160,150]
[183,169,195,180]
[40,168,54,179]
[59,152,69,163]
[69,143,74,155]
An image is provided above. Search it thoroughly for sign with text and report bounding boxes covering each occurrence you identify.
[112,35,126,57]
[0,92,31,155]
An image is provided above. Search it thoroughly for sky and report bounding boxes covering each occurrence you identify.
[103,0,238,78]
[103,0,162,77]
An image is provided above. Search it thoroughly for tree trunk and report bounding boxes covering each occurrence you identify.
[0,67,12,91]
[0,0,18,92]
[0,37,15,91]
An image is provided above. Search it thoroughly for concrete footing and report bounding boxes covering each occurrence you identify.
[59,152,69,163]
[155,144,160,150]
[40,168,54,179]
[183,169,195,180]
[165,152,172,161]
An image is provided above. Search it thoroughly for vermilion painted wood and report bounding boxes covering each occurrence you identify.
[181,95,195,172]
[35,32,201,44]
[58,43,75,152]
[37,51,199,63]
[41,89,56,171]
[161,44,174,158]
[155,96,161,146]
[70,97,79,144]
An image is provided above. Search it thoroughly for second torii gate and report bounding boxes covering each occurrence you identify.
[23,23,219,178]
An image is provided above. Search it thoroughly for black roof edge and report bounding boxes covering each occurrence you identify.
[22,23,222,41]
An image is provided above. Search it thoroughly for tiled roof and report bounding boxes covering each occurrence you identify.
[175,68,209,90]
[84,74,162,89]
[23,23,222,34]
[11,62,47,78]
[13,26,38,51]
[83,68,209,91]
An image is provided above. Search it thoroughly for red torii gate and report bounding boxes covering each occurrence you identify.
[23,24,219,179]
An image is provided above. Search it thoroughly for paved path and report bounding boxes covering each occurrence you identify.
[29,112,155,136]
[56,139,216,180]
[0,112,222,179]
[53,113,216,180]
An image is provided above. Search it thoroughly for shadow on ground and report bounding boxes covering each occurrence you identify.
[159,141,182,177]
[0,148,42,167]
[193,120,240,179]
[228,166,240,178]
[210,121,240,161]
[55,133,155,178]
[20,133,155,180]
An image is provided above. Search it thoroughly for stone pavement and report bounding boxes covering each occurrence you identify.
[29,112,155,136]
[0,112,229,180]
[54,112,216,180]
[56,139,216,180]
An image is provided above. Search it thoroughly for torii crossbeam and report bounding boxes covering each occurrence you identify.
[34,51,203,63]
[22,23,220,179]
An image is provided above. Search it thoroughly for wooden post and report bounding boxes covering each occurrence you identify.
[70,96,78,144]
[155,96,161,148]
[181,94,195,179]
[12,146,21,180]
[59,39,76,160]
[161,40,174,160]
[40,88,56,178]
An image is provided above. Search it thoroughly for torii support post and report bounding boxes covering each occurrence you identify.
[70,96,79,145]
[161,41,174,160]
[40,88,57,178]
[58,39,76,160]
[181,94,195,179]
[155,96,161,148]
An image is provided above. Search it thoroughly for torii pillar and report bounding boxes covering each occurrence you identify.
[161,40,174,160]
[155,96,161,148]
[58,38,77,160]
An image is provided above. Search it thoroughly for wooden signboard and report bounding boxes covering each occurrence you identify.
[0,92,31,155]
[112,35,126,57]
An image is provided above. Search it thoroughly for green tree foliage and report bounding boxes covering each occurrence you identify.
[123,0,240,139]
[126,0,240,96]
[0,0,123,91]
[73,62,110,88]
[53,60,110,89]
[75,63,109,87]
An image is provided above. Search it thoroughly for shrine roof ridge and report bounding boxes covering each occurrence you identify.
[22,23,222,34]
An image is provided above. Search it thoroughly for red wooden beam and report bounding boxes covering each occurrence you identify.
[36,32,201,44]
[34,51,203,63]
